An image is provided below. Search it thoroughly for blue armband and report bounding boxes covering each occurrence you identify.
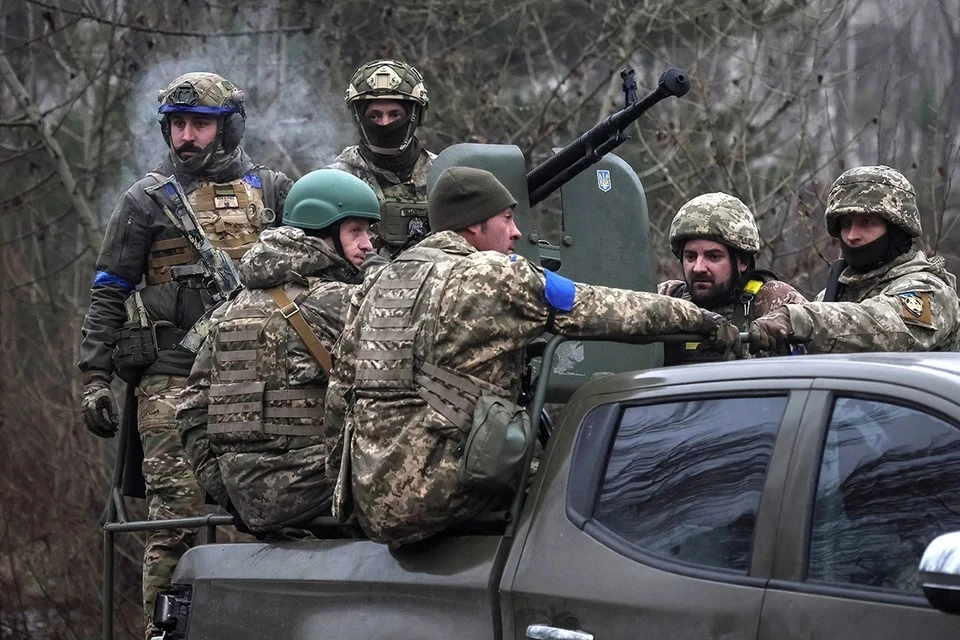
[243,172,262,189]
[544,269,576,312]
[93,271,136,294]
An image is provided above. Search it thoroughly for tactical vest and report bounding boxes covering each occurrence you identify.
[206,283,325,446]
[354,247,496,435]
[146,174,266,286]
[663,273,771,366]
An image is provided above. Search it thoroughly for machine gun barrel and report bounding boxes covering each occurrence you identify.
[526,67,690,206]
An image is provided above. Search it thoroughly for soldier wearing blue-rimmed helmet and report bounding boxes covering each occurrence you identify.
[327,59,437,259]
[78,71,293,639]
[751,165,960,354]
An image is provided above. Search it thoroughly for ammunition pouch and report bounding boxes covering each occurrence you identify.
[457,395,532,495]
[379,200,429,246]
[112,322,183,384]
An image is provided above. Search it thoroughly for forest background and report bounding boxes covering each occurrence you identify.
[2,0,960,637]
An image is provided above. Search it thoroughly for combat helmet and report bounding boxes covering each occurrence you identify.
[157,72,246,172]
[345,59,429,155]
[284,170,381,232]
[669,192,761,258]
[824,165,921,238]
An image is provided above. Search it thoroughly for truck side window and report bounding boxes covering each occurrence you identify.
[808,396,960,593]
[593,395,787,574]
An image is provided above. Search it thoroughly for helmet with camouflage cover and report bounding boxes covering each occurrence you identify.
[157,72,246,173]
[345,59,428,155]
[824,165,921,238]
[669,192,761,258]
[283,170,381,232]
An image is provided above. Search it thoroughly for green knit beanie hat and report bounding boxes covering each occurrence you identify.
[428,167,518,232]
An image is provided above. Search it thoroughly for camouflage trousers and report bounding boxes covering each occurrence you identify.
[137,374,204,639]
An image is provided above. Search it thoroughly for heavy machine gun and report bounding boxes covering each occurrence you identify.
[526,67,689,205]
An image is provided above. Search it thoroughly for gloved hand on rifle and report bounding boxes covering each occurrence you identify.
[749,310,793,355]
[696,310,742,357]
[81,371,119,438]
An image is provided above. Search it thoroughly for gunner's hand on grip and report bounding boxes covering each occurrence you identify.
[696,311,742,357]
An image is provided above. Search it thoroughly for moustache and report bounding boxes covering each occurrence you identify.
[176,143,204,154]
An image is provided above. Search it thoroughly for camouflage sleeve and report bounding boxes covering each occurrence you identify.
[657,280,686,297]
[453,255,705,343]
[785,277,960,353]
[753,280,808,317]
[176,322,228,506]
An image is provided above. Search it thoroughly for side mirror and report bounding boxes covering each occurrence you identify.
[920,531,960,614]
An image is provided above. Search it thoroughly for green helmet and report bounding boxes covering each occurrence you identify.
[824,165,921,238]
[345,59,428,155]
[283,170,381,231]
[669,192,761,258]
[157,72,246,172]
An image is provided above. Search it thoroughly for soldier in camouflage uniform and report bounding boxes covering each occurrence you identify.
[326,59,436,258]
[750,165,960,353]
[77,72,293,637]
[324,167,741,548]
[177,170,380,536]
[658,192,807,363]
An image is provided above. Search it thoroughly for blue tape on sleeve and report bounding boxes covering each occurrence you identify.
[243,172,262,189]
[544,269,576,312]
[93,271,136,294]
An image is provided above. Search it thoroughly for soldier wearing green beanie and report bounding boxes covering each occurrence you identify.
[324,166,742,548]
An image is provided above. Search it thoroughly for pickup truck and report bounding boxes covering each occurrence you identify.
[154,346,960,640]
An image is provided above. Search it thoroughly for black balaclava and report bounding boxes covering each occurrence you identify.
[841,226,913,273]
[357,106,422,180]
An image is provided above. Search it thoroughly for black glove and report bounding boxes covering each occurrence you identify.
[696,310,743,357]
[223,500,254,536]
[81,371,119,438]
[749,310,793,355]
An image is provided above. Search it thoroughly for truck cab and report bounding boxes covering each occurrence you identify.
[163,351,960,640]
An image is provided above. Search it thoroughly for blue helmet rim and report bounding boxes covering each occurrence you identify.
[158,104,238,115]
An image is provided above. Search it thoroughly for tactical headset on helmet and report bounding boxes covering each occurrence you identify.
[157,72,246,161]
[669,192,761,258]
[283,170,381,232]
[824,165,921,238]
[345,59,429,154]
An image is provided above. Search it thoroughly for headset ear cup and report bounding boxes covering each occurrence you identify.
[220,110,246,153]
[159,114,171,144]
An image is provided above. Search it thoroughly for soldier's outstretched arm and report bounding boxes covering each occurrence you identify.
[782,282,960,353]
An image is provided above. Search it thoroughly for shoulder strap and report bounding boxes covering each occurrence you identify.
[266,286,332,373]
[823,259,847,302]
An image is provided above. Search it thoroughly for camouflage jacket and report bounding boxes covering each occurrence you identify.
[658,273,807,362]
[325,231,709,547]
[784,250,960,353]
[78,150,292,379]
[177,227,356,531]
[326,144,436,257]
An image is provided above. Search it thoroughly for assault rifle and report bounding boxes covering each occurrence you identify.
[144,176,242,352]
[526,67,690,206]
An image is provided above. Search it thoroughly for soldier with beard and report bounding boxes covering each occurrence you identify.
[177,170,380,538]
[77,72,292,638]
[658,192,806,364]
[327,59,436,258]
[750,166,960,354]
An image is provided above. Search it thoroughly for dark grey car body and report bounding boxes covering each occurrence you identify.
[171,353,960,639]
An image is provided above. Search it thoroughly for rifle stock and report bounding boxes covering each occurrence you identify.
[526,67,690,206]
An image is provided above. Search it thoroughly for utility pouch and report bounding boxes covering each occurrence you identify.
[457,395,532,494]
[112,322,158,384]
[379,201,429,245]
